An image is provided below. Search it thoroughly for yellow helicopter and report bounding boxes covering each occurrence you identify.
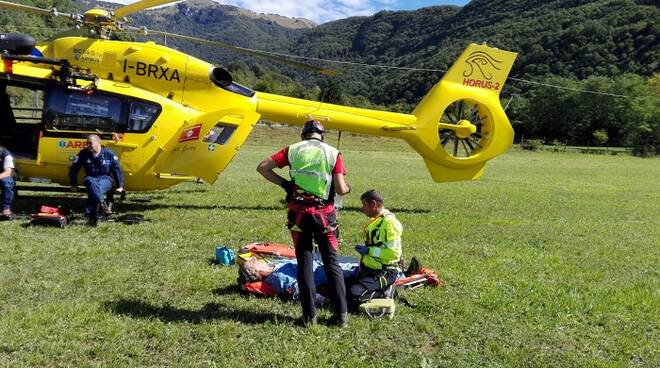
[0,0,517,191]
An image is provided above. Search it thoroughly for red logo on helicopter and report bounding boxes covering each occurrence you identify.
[463,51,502,80]
[462,50,502,90]
[178,124,202,142]
[462,78,500,90]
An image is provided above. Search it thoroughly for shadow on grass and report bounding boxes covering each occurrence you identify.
[11,195,83,215]
[341,206,430,214]
[13,195,430,214]
[103,298,295,325]
[211,284,241,296]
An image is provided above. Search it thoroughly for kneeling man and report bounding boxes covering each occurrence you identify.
[350,190,403,307]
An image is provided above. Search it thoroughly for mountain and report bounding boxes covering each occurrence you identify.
[1,0,658,148]
[132,0,314,30]
[291,0,657,104]
[2,0,656,101]
[125,0,658,106]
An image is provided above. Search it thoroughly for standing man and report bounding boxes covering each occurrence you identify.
[350,190,403,307]
[69,134,124,226]
[0,144,16,218]
[257,120,351,327]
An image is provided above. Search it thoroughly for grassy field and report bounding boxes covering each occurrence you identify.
[1,126,658,367]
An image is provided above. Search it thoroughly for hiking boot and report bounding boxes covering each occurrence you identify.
[405,256,421,276]
[87,215,98,227]
[100,202,113,215]
[328,313,348,328]
[298,314,317,327]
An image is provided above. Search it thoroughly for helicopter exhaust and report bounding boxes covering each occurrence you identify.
[209,67,232,88]
[255,44,517,183]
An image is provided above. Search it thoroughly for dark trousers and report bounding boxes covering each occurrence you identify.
[0,176,14,211]
[83,175,112,218]
[288,203,347,319]
[348,268,399,309]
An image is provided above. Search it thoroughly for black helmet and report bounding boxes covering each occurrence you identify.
[302,120,325,135]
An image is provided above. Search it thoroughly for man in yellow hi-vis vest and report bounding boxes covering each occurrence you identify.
[257,120,352,327]
[350,190,403,307]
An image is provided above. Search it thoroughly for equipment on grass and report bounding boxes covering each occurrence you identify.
[359,298,396,319]
[239,242,296,260]
[215,245,236,265]
[29,205,70,227]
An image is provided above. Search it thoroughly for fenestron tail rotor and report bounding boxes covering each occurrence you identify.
[438,99,490,158]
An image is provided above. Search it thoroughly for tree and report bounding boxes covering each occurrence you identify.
[318,77,345,105]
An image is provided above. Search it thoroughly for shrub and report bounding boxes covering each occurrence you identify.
[551,139,564,152]
[521,139,545,151]
[631,124,657,157]
[592,130,609,146]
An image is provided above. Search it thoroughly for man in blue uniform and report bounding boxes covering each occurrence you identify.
[69,134,124,226]
[0,144,16,218]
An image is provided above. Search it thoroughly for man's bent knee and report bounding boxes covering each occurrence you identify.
[349,284,366,299]
[0,177,13,188]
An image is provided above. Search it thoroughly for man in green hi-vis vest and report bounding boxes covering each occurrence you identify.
[350,190,403,307]
[257,120,352,327]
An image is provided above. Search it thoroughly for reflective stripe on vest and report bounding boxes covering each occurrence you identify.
[287,139,338,200]
[362,211,403,270]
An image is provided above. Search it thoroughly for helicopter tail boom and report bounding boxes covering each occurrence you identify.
[255,43,517,183]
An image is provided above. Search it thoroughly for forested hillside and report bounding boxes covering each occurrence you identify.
[1,0,658,152]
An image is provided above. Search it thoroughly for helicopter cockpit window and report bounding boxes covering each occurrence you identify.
[128,101,159,132]
[45,89,122,132]
[203,123,237,145]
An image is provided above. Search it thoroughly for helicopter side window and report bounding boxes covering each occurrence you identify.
[203,123,237,145]
[127,101,159,133]
[44,89,123,133]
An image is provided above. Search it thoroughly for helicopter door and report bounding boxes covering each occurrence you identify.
[158,109,260,183]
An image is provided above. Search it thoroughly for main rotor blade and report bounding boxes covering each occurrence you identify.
[126,27,336,75]
[113,0,182,19]
[47,27,87,41]
[0,0,73,18]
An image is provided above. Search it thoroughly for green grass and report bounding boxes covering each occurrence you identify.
[1,125,659,367]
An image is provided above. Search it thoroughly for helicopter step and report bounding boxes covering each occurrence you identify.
[14,184,126,202]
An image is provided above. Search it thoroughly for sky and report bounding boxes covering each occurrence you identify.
[112,0,470,24]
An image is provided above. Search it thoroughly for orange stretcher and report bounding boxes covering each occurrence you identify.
[237,242,442,296]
